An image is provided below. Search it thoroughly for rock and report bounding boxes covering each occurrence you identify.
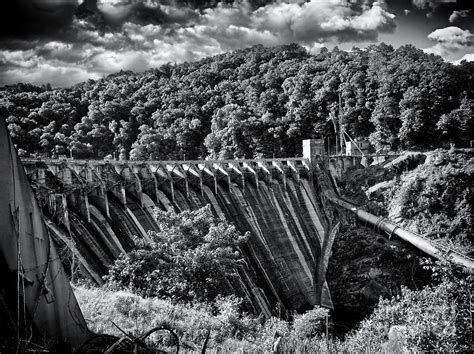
[368,267,382,278]
[382,325,409,353]
[360,280,386,303]
[326,224,428,333]
[366,180,396,199]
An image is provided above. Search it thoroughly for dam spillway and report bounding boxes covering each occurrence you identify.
[22,157,337,315]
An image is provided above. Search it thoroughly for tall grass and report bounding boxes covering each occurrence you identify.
[75,263,471,353]
[74,285,259,351]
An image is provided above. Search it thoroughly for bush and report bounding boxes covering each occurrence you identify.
[105,205,249,303]
[344,150,473,254]
[389,151,473,252]
[293,307,329,339]
[344,262,473,353]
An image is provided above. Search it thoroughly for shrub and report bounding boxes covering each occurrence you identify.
[105,205,249,303]
[293,307,329,339]
[345,262,472,353]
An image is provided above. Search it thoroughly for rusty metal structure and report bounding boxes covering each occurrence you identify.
[0,118,90,348]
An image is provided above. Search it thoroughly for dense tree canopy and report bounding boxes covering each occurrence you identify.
[1,43,472,160]
[105,206,249,303]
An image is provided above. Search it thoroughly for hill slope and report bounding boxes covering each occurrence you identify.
[1,43,472,160]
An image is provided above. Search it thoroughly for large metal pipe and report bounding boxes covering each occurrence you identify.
[329,196,474,272]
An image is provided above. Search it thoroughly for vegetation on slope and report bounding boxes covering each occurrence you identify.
[74,285,258,351]
[339,149,473,255]
[342,261,472,353]
[1,43,473,161]
[76,261,472,352]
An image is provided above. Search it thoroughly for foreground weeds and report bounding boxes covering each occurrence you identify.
[75,263,472,353]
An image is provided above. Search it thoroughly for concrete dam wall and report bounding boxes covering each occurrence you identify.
[22,158,337,316]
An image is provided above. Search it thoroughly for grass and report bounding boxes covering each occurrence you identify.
[75,265,472,353]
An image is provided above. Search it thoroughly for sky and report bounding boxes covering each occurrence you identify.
[0,0,473,87]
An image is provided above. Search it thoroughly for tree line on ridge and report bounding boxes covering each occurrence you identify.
[1,43,472,160]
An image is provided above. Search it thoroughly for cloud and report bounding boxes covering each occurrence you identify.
[203,0,396,45]
[411,0,458,19]
[424,26,474,59]
[305,42,326,55]
[412,0,429,9]
[449,9,471,23]
[0,0,397,87]
[427,26,474,46]
[0,49,100,86]
[82,0,201,28]
[452,53,474,64]
[412,0,456,11]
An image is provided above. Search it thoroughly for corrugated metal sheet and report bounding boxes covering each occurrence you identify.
[0,118,90,347]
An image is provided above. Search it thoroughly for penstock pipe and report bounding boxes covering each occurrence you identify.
[329,196,474,272]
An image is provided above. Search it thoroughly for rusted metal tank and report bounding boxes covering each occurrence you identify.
[0,118,90,347]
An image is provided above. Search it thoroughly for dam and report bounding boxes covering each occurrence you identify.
[21,148,340,317]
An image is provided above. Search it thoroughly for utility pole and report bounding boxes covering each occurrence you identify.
[330,109,338,155]
[338,90,345,154]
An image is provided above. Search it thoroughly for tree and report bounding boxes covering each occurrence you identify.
[105,206,249,303]
[345,261,473,353]
[398,86,432,148]
[369,94,400,150]
[437,96,474,145]
[204,104,250,159]
[2,43,473,157]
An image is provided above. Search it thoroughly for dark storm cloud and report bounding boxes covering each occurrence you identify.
[412,0,456,11]
[0,0,201,40]
[79,0,201,29]
[0,0,79,37]
[1,0,398,87]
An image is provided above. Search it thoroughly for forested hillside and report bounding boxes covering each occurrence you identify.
[1,43,473,160]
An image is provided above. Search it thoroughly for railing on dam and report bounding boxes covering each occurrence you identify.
[21,157,313,204]
[21,157,312,168]
[21,152,404,199]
